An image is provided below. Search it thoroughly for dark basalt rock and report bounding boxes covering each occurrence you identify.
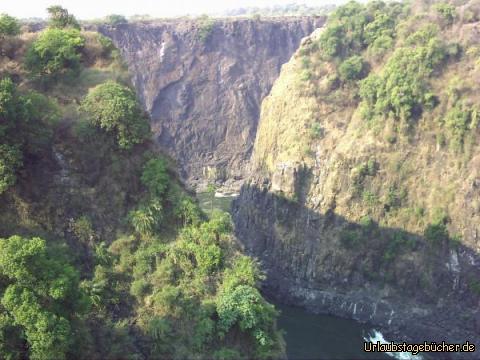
[97,17,325,189]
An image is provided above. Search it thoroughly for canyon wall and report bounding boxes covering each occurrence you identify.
[98,17,325,189]
[232,14,480,355]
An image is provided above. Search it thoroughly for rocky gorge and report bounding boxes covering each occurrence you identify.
[96,2,480,357]
[98,17,325,190]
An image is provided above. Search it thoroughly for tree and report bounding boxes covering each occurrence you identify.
[81,81,150,149]
[106,14,128,25]
[0,78,26,194]
[338,55,365,82]
[0,14,20,39]
[25,28,85,81]
[0,144,21,194]
[0,235,90,359]
[47,6,80,29]
[434,3,456,25]
[175,196,201,226]
[141,158,170,198]
[206,183,216,216]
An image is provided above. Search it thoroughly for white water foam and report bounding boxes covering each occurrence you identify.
[214,192,239,198]
[364,330,423,360]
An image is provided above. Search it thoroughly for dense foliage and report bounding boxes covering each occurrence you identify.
[0,236,89,359]
[25,28,85,81]
[0,14,20,38]
[47,5,80,30]
[0,8,282,359]
[81,81,150,149]
[359,25,446,122]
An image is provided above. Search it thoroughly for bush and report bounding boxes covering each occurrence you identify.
[362,190,379,206]
[216,285,277,352]
[310,122,323,138]
[197,15,215,42]
[25,28,85,81]
[318,1,404,60]
[368,34,394,57]
[340,229,362,248]
[444,102,476,151]
[359,27,445,122]
[141,158,170,199]
[434,3,456,25]
[0,235,89,360]
[338,55,365,82]
[0,144,21,194]
[81,81,150,149]
[424,223,449,245]
[0,14,20,38]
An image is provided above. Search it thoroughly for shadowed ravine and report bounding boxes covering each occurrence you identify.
[232,183,480,359]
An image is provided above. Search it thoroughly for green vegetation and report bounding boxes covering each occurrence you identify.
[338,55,365,82]
[444,102,478,151]
[317,0,405,79]
[105,14,128,25]
[197,15,215,42]
[47,5,80,29]
[434,3,456,25]
[359,25,446,123]
[0,7,282,359]
[0,235,89,359]
[81,81,150,149]
[0,78,59,194]
[309,122,323,139]
[25,28,85,82]
[0,14,20,39]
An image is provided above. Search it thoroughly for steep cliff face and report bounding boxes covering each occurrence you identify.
[234,1,480,352]
[98,17,325,188]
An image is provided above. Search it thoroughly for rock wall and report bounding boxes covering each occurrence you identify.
[232,15,480,356]
[98,17,325,189]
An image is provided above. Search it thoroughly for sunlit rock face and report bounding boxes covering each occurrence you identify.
[98,17,325,189]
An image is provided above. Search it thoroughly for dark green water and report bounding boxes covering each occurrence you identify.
[277,304,391,360]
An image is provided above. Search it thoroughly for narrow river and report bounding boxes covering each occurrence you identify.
[277,303,390,360]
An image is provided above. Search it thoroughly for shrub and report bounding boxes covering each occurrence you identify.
[25,28,85,81]
[424,223,449,245]
[368,34,394,57]
[81,81,150,149]
[0,14,20,38]
[359,27,445,122]
[363,11,395,45]
[444,102,476,151]
[434,3,456,25]
[197,15,215,42]
[318,1,404,60]
[0,235,88,360]
[340,229,362,248]
[216,285,277,351]
[338,55,365,82]
[310,122,323,138]
[362,190,379,206]
[141,158,170,199]
[0,144,21,194]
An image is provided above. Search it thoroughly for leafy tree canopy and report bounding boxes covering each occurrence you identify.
[47,6,80,30]
[0,14,20,38]
[25,28,85,81]
[81,81,150,149]
[0,236,90,360]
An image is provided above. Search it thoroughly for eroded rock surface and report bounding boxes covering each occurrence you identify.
[98,17,325,189]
